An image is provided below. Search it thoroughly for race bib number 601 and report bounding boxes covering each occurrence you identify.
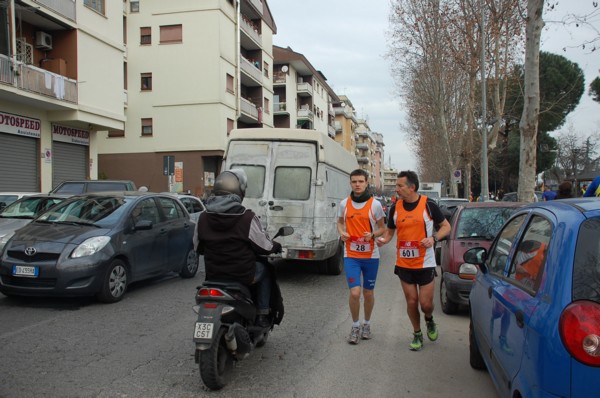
[397,240,420,258]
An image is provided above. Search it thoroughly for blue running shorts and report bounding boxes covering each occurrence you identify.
[344,257,380,290]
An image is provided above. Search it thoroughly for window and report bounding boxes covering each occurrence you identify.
[84,0,105,15]
[232,164,265,198]
[141,73,152,91]
[508,216,552,291]
[263,61,269,78]
[130,0,139,12]
[264,97,270,114]
[227,118,234,136]
[140,27,151,45]
[159,197,183,220]
[573,218,600,302]
[160,25,182,44]
[108,130,125,138]
[141,118,153,136]
[486,214,526,275]
[274,167,311,200]
[226,74,234,94]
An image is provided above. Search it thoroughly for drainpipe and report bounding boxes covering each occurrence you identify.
[235,0,241,122]
[9,0,16,79]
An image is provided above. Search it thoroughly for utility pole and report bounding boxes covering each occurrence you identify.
[480,0,489,201]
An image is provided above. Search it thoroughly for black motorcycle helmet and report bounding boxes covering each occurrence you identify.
[213,168,248,199]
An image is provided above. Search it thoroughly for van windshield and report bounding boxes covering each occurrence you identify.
[274,167,311,200]
[232,165,265,198]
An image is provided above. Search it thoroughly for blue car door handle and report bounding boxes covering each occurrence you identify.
[515,310,525,328]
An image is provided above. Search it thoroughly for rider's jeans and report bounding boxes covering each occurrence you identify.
[253,261,271,313]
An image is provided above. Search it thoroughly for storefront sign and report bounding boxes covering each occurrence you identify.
[0,111,41,138]
[52,124,90,146]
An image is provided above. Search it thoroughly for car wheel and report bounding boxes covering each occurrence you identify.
[469,316,487,370]
[96,259,128,303]
[180,247,199,278]
[440,275,459,315]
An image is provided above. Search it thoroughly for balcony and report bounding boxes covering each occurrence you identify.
[33,0,76,22]
[334,121,342,131]
[273,71,286,85]
[240,56,262,86]
[297,107,314,121]
[356,143,369,150]
[357,157,370,164]
[239,97,259,123]
[249,0,263,15]
[328,124,336,138]
[274,102,288,114]
[296,82,313,97]
[240,17,262,48]
[0,55,77,104]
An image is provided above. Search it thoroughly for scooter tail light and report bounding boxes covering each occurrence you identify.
[559,300,600,367]
[198,288,226,297]
[203,303,218,309]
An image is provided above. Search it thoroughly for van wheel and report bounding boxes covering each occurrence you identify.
[320,241,344,275]
[440,276,458,314]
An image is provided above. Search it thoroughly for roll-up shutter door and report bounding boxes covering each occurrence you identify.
[52,141,87,189]
[0,133,38,191]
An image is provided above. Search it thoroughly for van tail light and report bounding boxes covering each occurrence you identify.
[559,300,600,367]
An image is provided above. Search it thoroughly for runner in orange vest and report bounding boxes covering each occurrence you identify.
[337,169,386,344]
[377,170,451,350]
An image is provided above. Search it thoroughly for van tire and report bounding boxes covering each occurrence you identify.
[320,241,344,275]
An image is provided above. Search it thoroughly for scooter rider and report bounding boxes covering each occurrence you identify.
[193,169,281,327]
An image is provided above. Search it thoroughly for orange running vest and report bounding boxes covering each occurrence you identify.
[344,196,376,259]
[394,195,435,269]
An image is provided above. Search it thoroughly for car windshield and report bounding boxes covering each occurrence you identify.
[0,197,65,219]
[573,217,600,303]
[456,207,518,239]
[37,196,130,227]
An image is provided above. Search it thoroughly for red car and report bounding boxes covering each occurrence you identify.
[438,202,524,314]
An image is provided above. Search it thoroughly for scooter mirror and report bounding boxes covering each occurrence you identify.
[274,226,294,238]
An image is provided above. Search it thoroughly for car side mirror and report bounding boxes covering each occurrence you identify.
[464,247,488,273]
[134,219,153,230]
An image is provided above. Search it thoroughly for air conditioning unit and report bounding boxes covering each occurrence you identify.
[35,31,53,50]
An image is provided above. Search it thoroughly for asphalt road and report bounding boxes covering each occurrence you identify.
[0,244,497,397]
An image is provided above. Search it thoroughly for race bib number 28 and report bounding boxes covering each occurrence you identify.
[350,239,371,252]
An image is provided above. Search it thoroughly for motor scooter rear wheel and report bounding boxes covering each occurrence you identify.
[199,327,233,390]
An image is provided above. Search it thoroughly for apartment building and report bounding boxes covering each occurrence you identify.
[272,45,337,137]
[355,119,380,187]
[372,131,384,192]
[333,94,357,154]
[0,0,125,192]
[96,0,276,196]
[383,168,398,197]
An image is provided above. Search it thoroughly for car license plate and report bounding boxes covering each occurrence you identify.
[194,322,214,339]
[12,265,39,277]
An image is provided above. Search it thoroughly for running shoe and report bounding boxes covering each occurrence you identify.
[409,331,423,351]
[348,325,361,345]
[426,317,438,341]
[361,323,372,340]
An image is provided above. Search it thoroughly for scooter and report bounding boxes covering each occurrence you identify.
[192,226,293,390]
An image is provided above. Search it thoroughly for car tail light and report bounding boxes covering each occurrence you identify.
[559,300,600,367]
[297,250,315,259]
[198,288,225,297]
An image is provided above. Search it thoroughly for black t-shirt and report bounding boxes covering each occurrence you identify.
[387,196,445,229]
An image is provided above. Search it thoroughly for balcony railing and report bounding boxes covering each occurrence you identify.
[296,82,313,96]
[240,17,262,46]
[328,125,336,138]
[0,55,77,104]
[249,0,263,15]
[33,0,77,22]
[274,102,288,113]
[357,157,370,164]
[273,71,286,85]
[240,97,259,120]
[297,108,314,121]
[240,56,262,83]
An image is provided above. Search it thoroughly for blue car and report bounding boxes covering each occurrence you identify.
[465,198,600,397]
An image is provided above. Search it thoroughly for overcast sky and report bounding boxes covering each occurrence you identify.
[267,0,600,172]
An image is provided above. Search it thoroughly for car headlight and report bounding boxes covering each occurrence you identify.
[0,231,15,254]
[71,236,111,258]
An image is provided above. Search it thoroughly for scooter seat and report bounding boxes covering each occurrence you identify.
[201,280,252,299]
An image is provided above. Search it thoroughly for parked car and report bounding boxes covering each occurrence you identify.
[375,196,389,222]
[0,192,198,303]
[0,194,70,243]
[501,191,542,202]
[438,202,523,314]
[466,198,600,397]
[437,197,470,221]
[163,193,205,223]
[50,180,137,195]
[0,192,41,211]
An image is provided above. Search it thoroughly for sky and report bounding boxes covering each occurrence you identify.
[267,0,600,172]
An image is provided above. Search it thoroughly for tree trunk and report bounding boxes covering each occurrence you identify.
[518,0,544,202]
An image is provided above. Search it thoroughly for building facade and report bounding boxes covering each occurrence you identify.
[96,0,276,197]
[0,0,125,192]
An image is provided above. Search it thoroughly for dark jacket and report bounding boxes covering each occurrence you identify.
[194,194,279,284]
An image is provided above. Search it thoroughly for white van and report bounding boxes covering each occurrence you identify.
[223,128,359,275]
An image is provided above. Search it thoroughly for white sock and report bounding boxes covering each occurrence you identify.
[352,320,360,327]
[363,320,370,325]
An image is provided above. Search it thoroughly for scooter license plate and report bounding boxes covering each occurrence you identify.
[194,322,214,339]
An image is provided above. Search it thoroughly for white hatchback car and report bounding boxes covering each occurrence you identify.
[0,192,41,210]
